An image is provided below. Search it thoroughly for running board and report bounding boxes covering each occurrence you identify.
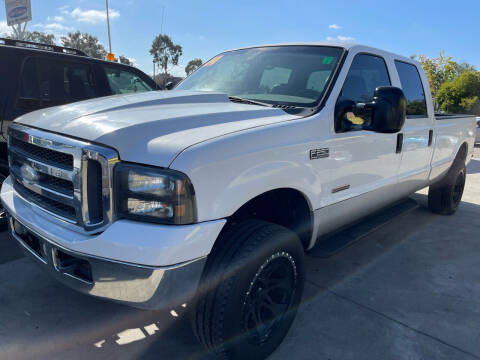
[307,198,419,258]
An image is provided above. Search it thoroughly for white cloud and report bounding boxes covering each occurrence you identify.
[68,8,120,24]
[328,24,341,30]
[0,21,11,36]
[47,16,65,22]
[326,35,355,42]
[34,23,73,31]
[45,23,73,31]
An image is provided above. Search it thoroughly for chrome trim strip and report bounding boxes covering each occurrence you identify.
[331,184,350,193]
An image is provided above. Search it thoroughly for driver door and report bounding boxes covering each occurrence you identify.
[319,53,402,235]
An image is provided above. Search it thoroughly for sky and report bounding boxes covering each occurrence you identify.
[1,0,479,77]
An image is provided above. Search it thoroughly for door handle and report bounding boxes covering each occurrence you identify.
[396,133,403,154]
[428,129,433,146]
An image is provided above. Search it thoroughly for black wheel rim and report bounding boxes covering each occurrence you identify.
[452,171,465,205]
[242,252,297,345]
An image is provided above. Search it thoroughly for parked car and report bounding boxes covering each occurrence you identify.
[1,43,476,360]
[0,37,159,226]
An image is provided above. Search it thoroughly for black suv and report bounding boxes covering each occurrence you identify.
[0,38,159,226]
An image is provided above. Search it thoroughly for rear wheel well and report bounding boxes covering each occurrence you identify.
[226,188,313,250]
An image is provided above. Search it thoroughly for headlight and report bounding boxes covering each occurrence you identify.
[114,163,197,224]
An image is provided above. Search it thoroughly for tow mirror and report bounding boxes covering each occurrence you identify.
[367,87,406,133]
[335,86,406,133]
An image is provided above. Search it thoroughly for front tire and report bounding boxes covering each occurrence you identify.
[193,220,305,360]
[428,162,466,215]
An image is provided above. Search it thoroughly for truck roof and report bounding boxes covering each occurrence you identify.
[227,42,420,67]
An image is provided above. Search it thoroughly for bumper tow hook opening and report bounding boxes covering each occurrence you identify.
[53,249,94,285]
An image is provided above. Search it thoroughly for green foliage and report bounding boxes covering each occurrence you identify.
[185,58,203,76]
[26,31,56,45]
[61,31,107,59]
[436,70,480,115]
[150,34,182,77]
[417,51,462,99]
[6,31,56,45]
[118,55,133,66]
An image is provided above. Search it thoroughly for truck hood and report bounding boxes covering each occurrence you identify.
[15,90,300,167]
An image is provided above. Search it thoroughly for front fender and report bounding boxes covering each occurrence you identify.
[170,118,328,222]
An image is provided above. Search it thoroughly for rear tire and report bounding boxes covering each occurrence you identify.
[428,161,466,215]
[192,220,305,360]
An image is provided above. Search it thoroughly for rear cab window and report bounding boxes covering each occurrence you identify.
[394,60,428,118]
[104,67,154,94]
[17,56,96,110]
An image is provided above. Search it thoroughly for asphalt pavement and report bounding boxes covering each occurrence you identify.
[1,148,480,360]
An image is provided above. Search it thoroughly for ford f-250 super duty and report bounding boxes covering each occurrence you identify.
[1,43,476,359]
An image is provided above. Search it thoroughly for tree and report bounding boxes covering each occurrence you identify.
[6,30,56,45]
[414,51,477,110]
[26,31,56,45]
[416,52,461,100]
[150,34,182,82]
[61,31,107,59]
[185,58,203,76]
[436,70,480,115]
[118,55,133,66]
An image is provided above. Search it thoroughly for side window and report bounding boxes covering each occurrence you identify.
[259,66,292,92]
[340,54,391,103]
[394,61,428,118]
[18,57,40,109]
[104,67,154,94]
[17,57,96,110]
[337,54,391,131]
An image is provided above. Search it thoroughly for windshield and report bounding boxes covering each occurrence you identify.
[176,46,344,107]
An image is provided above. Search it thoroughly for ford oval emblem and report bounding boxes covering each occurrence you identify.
[20,164,39,182]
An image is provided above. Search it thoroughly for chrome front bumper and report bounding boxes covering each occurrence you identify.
[9,216,206,310]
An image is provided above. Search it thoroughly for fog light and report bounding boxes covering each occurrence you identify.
[13,219,27,235]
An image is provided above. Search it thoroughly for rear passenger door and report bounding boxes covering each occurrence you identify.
[394,60,434,187]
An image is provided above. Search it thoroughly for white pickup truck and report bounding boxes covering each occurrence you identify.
[1,43,476,359]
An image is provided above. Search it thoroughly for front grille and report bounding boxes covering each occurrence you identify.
[10,157,73,196]
[8,124,118,231]
[10,135,73,169]
[14,181,76,221]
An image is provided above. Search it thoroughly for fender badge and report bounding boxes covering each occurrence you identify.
[310,148,329,160]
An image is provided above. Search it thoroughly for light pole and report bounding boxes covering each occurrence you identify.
[106,0,113,58]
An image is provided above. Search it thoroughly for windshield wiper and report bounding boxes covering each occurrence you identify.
[228,96,272,107]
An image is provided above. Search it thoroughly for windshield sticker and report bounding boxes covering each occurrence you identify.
[204,55,223,67]
[322,56,334,65]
